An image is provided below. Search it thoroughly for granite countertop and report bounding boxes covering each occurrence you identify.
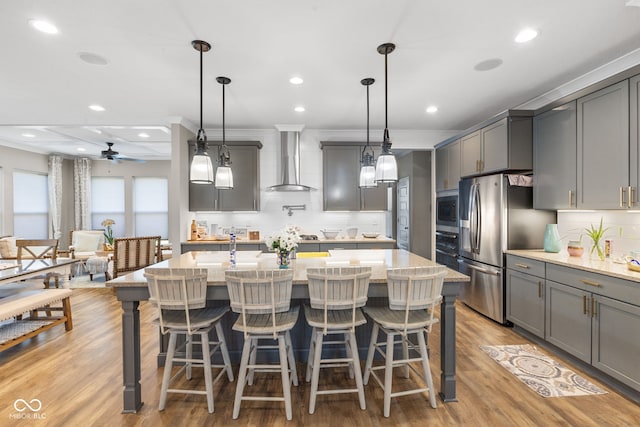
[184,236,396,244]
[506,249,640,284]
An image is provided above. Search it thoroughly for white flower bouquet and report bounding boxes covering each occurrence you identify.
[265,225,301,253]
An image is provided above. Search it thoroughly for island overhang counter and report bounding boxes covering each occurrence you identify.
[108,249,469,413]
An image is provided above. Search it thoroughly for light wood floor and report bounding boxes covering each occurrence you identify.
[1,288,639,426]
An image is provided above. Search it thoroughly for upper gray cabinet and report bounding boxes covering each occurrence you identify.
[188,141,262,211]
[321,142,387,211]
[435,139,460,192]
[460,115,533,178]
[533,101,577,210]
[577,80,630,209]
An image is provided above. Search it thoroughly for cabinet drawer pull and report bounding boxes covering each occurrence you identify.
[515,263,530,269]
[583,295,587,315]
[580,279,601,287]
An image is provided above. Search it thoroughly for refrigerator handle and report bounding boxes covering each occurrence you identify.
[474,182,481,254]
[468,183,477,253]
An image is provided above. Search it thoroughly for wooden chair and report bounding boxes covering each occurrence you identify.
[362,266,447,417]
[225,269,298,421]
[16,239,63,289]
[304,266,371,414]
[144,268,233,413]
[110,236,161,279]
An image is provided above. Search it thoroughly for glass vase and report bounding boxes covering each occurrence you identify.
[589,240,605,261]
[277,251,290,269]
[543,224,561,253]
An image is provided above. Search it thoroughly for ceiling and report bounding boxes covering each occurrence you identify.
[1,0,640,160]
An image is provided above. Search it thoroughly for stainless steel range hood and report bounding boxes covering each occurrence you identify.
[268,125,314,191]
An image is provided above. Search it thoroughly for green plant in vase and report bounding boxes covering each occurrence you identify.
[584,217,609,261]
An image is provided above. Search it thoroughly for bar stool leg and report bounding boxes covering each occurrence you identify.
[348,331,366,410]
[159,332,177,411]
[345,331,355,379]
[248,337,257,385]
[215,322,234,381]
[233,336,252,419]
[383,330,395,418]
[201,331,215,413]
[417,330,437,408]
[306,327,317,382]
[285,331,298,386]
[278,334,293,421]
[186,335,193,380]
[363,323,379,385]
[309,330,324,414]
[402,335,410,378]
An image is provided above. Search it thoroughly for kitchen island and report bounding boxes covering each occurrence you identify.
[109,249,468,413]
[505,249,640,400]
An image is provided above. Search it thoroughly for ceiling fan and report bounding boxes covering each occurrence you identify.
[100,142,146,163]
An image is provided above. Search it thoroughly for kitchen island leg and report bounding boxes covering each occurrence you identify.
[120,299,143,413]
[440,281,461,402]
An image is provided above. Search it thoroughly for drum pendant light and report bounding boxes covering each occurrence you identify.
[359,77,377,188]
[374,42,398,184]
[214,76,233,189]
[189,40,214,184]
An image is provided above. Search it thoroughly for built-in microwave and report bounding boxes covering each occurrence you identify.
[436,195,458,228]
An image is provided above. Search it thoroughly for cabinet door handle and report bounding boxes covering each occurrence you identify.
[581,279,601,287]
[629,186,635,208]
[583,295,587,315]
[620,186,626,208]
[568,190,574,208]
[479,160,483,172]
[475,160,479,172]
[591,297,597,319]
[538,281,542,299]
[515,263,530,269]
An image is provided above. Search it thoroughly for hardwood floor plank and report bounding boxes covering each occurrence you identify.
[0,288,638,426]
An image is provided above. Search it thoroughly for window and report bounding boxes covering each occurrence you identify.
[133,177,168,238]
[91,177,125,238]
[13,171,48,238]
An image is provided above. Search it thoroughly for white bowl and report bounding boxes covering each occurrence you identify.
[362,232,380,238]
[346,227,358,238]
[321,230,340,239]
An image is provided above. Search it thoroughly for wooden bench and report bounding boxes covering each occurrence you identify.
[0,288,73,351]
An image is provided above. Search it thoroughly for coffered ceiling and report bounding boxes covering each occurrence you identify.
[1,0,639,160]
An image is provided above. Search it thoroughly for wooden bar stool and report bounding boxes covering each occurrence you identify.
[304,266,372,414]
[144,268,233,413]
[225,269,299,421]
[363,266,447,417]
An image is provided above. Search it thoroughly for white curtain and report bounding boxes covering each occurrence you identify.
[48,155,63,239]
[74,158,92,230]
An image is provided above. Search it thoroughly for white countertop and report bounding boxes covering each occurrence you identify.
[506,249,640,283]
[184,236,396,244]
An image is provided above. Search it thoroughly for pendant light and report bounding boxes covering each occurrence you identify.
[374,42,398,184]
[214,76,233,189]
[189,40,214,184]
[359,77,377,188]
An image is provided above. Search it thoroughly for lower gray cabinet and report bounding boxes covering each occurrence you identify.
[506,269,545,338]
[592,296,640,390]
[545,280,591,363]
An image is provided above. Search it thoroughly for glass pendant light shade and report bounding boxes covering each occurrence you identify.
[190,40,214,184]
[214,165,233,189]
[215,76,233,189]
[375,43,398,184]
[359,164,377,187]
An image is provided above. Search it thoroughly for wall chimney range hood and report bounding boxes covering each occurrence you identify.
[268,125,314,191]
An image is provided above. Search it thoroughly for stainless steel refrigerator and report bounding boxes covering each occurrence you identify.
[458,173,555,324]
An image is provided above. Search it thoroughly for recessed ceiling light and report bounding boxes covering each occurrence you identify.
[289,77,304,85]
[77,147,86,152]
[89,105,105,112]
[78,52,109,66]
[29,19,59,34]
[426,106,438,114]
[22,133,36,138]
[138,133,150,138]
[515,28,538,43]
[294,106,305,112]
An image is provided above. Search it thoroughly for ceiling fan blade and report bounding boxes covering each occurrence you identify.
[114,155,146,163]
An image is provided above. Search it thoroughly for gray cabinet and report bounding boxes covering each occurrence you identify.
[631,74,640,208]
[506,256,545,338]
[577,80,630,209]
[435,139,461,192]
[188,141,261,212]
[460,116,533,178]
[321,142,387,211]
[533,101,577,209]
